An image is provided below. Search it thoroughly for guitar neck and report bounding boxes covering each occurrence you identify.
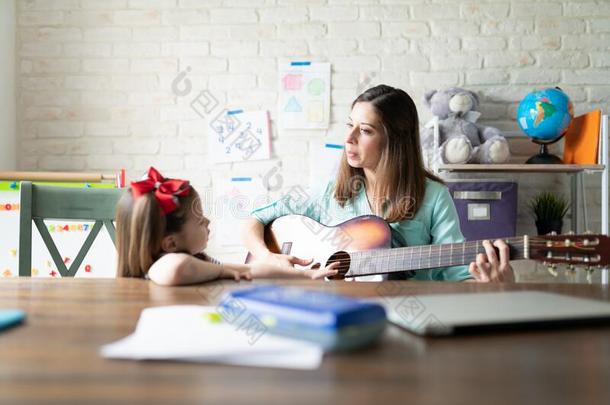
[347,236,529,277]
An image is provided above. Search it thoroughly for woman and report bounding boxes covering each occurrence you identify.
[243,85,513,282]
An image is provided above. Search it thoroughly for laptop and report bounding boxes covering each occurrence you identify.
[378,291,610,336]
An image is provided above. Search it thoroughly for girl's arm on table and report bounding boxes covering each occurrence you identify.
[148,253,250,286]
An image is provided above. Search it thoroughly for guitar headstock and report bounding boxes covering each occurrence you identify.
[529,234,610,269]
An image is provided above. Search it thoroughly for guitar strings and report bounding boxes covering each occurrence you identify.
[345,239,585,261]
[326,239,590,273]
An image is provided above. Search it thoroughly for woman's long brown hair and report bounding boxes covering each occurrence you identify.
[115,188,197,278]
[334,84,444,223]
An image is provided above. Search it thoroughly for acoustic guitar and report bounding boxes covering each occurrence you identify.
[246,215,610,279]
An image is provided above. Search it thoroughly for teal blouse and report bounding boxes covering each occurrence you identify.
[250,178,472,282]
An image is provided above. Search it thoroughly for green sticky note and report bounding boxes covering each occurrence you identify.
[203,312,223,324]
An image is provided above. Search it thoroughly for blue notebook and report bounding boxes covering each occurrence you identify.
[0,309,26,332]
[220,286,386,351]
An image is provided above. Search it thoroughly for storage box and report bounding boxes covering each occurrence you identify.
[446,180,518,241]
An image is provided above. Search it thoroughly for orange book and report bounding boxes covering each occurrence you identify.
[563,109,602,164]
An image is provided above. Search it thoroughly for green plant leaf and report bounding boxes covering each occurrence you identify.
[528,191,570,221]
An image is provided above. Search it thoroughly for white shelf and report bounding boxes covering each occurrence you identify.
[438,163,605,173]
[433,115,609,285]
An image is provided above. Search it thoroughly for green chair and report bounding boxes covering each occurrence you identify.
[18,182,124,277]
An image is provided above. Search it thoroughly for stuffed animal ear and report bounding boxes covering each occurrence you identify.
[423,90,437,109]
[470,91,480,109]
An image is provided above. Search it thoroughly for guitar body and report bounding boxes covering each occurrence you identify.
[246,215,391,271]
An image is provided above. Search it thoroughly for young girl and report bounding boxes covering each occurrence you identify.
[116,167,339,285]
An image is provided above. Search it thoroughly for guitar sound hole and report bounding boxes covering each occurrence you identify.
[326,251,350,280]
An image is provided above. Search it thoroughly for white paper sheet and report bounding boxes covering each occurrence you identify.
[211,176,270,248]
[100,306,323,370]
[279,62,331,129]
[309,142,344,190]
[209,109,272,163]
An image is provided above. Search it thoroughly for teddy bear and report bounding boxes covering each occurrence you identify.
[421,87,510,164]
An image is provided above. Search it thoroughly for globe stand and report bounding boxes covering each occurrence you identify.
[526,136,564,164]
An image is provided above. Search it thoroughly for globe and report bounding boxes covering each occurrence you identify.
[516,87,574,163]
[517,87,573,140]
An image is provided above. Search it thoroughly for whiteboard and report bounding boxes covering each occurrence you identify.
[0,183,117,278]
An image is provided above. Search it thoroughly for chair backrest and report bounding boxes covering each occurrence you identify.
[18,182,125,277]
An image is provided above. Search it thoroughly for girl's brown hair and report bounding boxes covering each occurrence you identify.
[334,84,443,223]
[115,188,197,278]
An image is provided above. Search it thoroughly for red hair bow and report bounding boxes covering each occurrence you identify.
[130,167,191,215]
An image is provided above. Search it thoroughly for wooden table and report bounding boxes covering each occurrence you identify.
[1,278,609,405]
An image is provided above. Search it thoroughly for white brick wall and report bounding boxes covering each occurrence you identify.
[1,0,16,171]
[13,0,610,259]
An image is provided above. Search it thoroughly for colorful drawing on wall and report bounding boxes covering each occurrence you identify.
[279,62,331,129]
[309,142,344,190]
[209,109,272,163]
[282,74,303,91]
[211,177,270,249]
[284,97,302,113]
[0,181,117,278]
[306,101,325,123]
[307,78,325,96]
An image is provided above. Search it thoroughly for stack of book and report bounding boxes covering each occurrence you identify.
[563,109,603,164]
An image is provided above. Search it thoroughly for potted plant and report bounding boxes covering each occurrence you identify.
[528,191,570,235]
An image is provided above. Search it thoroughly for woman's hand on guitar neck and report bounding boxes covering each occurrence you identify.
[467,239,515,282]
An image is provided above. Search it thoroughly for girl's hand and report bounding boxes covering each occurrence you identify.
[468,239,515,282]
[220,266,252,282]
